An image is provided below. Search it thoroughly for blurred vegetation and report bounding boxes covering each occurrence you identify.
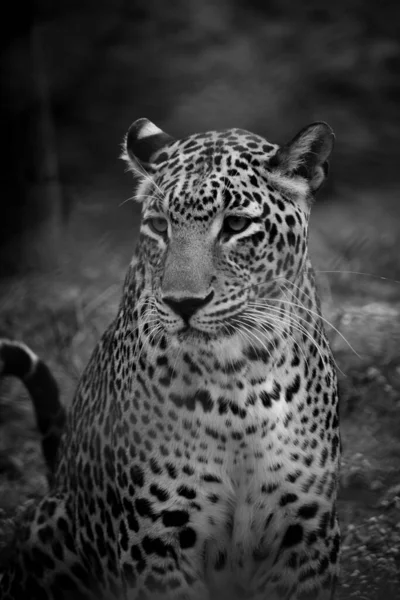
[40,0,400,188]
[2,0,400,271]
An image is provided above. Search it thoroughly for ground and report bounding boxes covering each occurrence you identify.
[0,183,399,599]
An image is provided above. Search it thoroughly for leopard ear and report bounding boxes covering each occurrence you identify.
[270,122,334,193]
[122,118,174,172]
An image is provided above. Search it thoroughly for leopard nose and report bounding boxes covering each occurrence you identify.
[163,290,214,321]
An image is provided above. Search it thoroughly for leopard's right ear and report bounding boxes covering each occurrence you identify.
[121,118,174,173]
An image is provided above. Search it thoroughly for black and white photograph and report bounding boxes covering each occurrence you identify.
[0,1,399,598]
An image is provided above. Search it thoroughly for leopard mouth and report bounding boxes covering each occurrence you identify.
[176,323,236,342]
[176,325,215,343]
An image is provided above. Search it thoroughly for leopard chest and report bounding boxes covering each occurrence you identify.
[107,357,337,600]
[119,369,321,537]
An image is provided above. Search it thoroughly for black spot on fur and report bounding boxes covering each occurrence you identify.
[285,374,301,402]
[202,473,222,483]
[149,484,170,502]
[135,497,159,521]
[169,389,214,412]
[165,462,178,479]
[280,493,298,507]
[142,535,178,563]
[130,465,145,487]
[281,523,303,548]
[177,485,197,500]
[178,527,197,549]
[162,510,190,527]
[297,503,319,520]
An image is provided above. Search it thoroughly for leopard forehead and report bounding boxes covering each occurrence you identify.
[126,118,334,220]
[156,128,279,167]
[136,128,290,221]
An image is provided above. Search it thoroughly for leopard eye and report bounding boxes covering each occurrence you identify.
[147,217,168,235]
[222,216,250,235]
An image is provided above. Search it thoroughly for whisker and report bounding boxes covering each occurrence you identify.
[247,312,310,367]
[231,322,267,364]
[241,316,291,360]
[246,303,343,376]
[249,297,360,360]
[240,311,311,370]
[123,159,166,199]
[279,280,340,372]
[314,270,400,285]
[244,304,329,372]
[170,343,184,382]
[132,295,159,361]
[230,319,264,364]
[279,277,316,310]
[278,284,328,368]
[148,325,164,357]
[231,317,276,362]
[118,195,136,207]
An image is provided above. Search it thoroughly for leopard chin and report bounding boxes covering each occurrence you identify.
[174,325,221,345]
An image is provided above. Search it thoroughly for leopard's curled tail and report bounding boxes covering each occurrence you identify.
[0,339,66,484]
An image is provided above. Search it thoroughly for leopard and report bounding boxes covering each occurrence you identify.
[0,118,341,600]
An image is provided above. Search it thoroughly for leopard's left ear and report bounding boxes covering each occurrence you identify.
[270,122,334,193]
[121,118,174,172]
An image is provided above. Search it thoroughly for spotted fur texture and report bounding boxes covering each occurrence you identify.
[0,119,340,600]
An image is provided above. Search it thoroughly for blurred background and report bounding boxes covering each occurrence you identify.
[1,0,400,274]
[1,1,400,597]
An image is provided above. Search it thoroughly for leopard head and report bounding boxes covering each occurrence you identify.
[122,119,334,353]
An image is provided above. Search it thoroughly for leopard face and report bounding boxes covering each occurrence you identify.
[123,120,333,358]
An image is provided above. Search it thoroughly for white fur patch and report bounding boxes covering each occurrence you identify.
[267,170,309,200]
[119,139,130,167]
[290,128,319,168]
[0,339,39,378]
[120,141,159,204]
[14,341,39,378]
[136,120,163,140]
